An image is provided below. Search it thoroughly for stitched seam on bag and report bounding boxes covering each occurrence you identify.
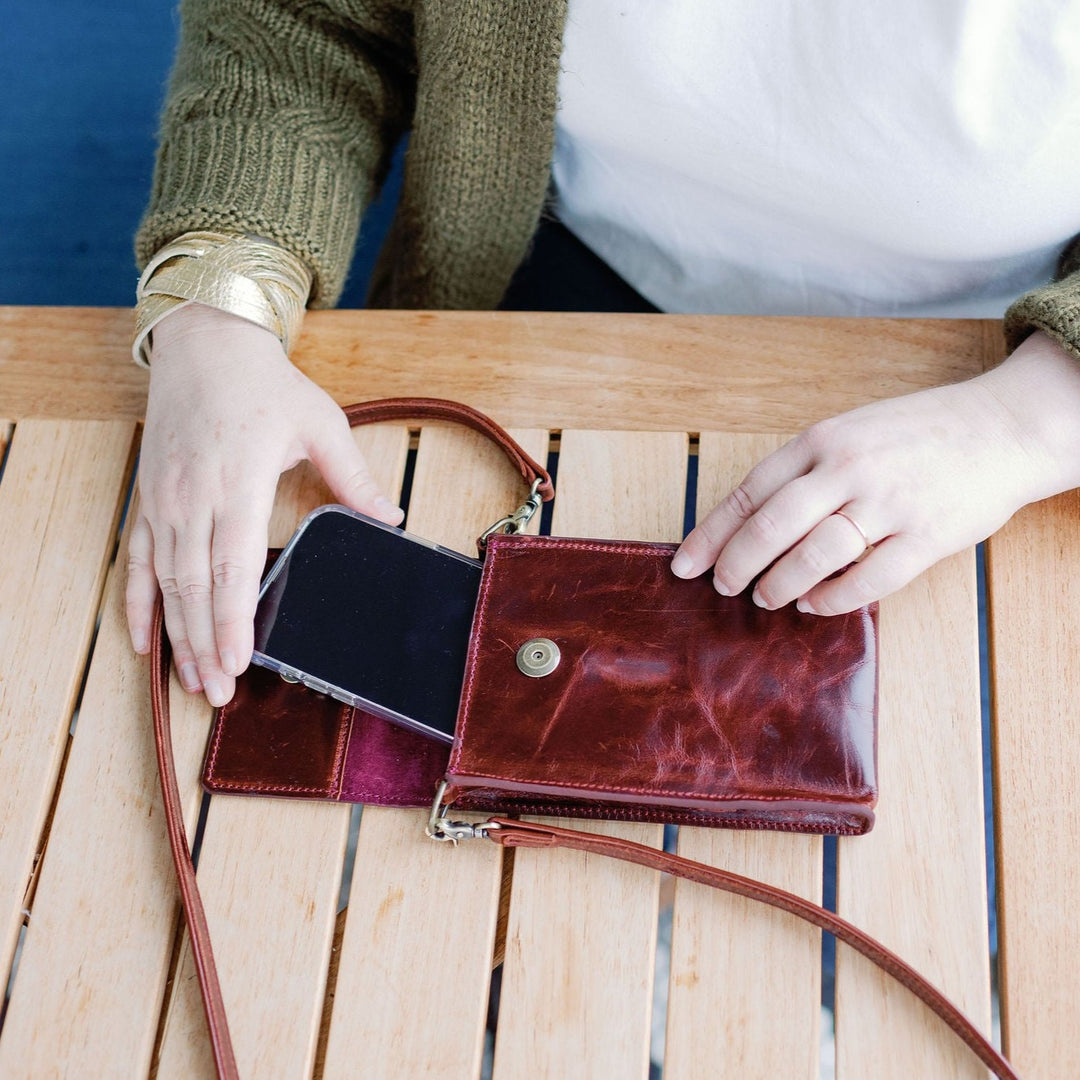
[204,712,230,786]
[453,793,866,833]
[204,778,336,795]
[330,705,355,801]
[336,786,427,803]
[452,772,870,804]
[496,536,678,557]
[447,535,503,774]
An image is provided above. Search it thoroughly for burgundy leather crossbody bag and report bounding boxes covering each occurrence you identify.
[150,397,1018,1080]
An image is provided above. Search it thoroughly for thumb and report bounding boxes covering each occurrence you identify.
[306,415,404,525]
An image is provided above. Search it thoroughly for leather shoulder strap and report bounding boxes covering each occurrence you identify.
[150,398,1016,1080]
[342,397,554,500]
[487,818,1020,1080]
[152,598,239,1079]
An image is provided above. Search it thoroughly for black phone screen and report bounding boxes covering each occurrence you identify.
[252,507,483,742]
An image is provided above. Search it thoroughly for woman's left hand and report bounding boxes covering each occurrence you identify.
[672,331,1080,614]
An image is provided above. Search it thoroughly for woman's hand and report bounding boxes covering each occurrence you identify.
[125,303,403,706]
[672,331,1080,613]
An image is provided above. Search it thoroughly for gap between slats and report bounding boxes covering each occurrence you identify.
[0,421,14,481]
[985,492,1080,1078]
[0,420,139,1047]
[10,443,139,915]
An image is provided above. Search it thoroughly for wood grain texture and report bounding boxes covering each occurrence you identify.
[322,424,550,1080]
[154,425,410,1080]
[980,320,1009,373]
[987,492,1080,1079]
[491,429,686,1080]
[0,496,211,1077]
[0,307,990,429]
[836,551,991,1079]
[0,307,1043,1075]
[0,420,135,995]
[664,432,822,1080]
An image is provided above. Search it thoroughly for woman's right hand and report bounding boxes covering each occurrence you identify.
[125,303,403,707]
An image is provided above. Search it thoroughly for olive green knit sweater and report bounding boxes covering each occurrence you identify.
[136,0,1080,355]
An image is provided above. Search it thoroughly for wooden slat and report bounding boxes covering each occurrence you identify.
[664,432,822,1080]
[0,307,989,430]
[0,492,213,1076]
[0,420,135,993]
[836,550,990,1078]
[154,425,411,1079]
[987,492,1080,1079]
[491,429,686,1080]
[322,424,551,1080]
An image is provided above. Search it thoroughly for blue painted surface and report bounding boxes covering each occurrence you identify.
[1,3,395,307]
[3,4,179,305]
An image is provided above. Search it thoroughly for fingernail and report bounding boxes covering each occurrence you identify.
[796,598,815,614]
[713,577,731,596]
[670,551,693,578]
[203,678,227,708]
[180,662,201,692]
[131,628,148,653]
[752,588,769,608]
[220,650,239,676]
[374,496,404,522]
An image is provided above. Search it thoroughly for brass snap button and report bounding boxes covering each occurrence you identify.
[516,638,561,677]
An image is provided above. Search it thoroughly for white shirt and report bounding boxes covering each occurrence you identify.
[551,1,1080,316]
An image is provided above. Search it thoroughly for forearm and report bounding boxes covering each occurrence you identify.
[980,330,1080,499]
[988,236,1080,495]
[136,0,416,307]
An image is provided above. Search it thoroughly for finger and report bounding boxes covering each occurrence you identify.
[796,534,933,615]
[709,473,848,596]
[672,436,814,579]
[125,512,158,653]
[210,494,274,678]
[169,515,225,702]
[153,522,203,694]
[752,507,877,609]
[307,416,403,525]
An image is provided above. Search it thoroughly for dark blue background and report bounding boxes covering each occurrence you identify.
[0,3,396,306]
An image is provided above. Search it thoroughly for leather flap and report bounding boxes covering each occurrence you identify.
[446,534,878,834]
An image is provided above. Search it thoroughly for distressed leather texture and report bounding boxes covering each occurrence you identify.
[444,534,878,835]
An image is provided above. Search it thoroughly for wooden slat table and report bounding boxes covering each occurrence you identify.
[0,307,1075,1078]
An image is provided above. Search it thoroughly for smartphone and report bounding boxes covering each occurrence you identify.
[251,505,483,743]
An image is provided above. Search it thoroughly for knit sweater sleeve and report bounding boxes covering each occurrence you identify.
[135,0,415,307]
[1003,233,1080,361]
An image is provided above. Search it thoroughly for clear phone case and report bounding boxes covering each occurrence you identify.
[251,505,484,743]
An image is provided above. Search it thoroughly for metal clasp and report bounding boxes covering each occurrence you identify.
[425,780,500,845]
[478,478,544,549]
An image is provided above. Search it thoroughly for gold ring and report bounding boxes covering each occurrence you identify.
[834,509,873,559]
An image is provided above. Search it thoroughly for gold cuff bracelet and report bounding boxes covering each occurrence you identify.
[133,232,313,367]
